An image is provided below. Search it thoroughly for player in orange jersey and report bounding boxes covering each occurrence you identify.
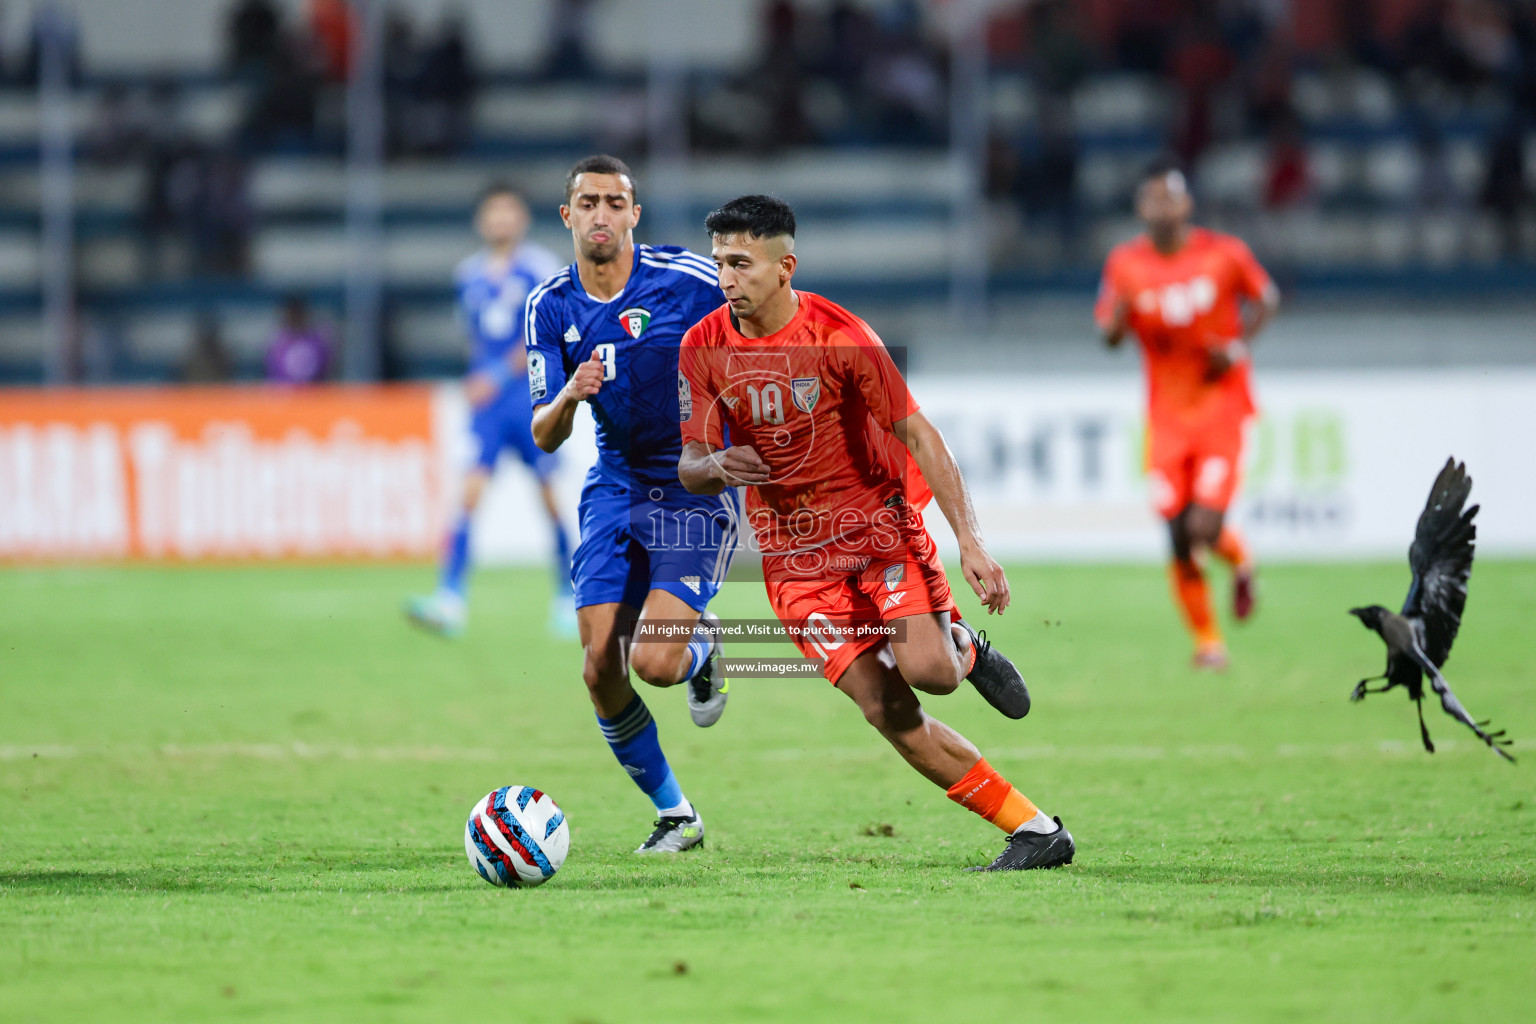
[1096,158,1280,670]
[678,195,1073,872]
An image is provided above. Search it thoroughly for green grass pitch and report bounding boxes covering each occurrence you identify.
[2,561,1532,1023]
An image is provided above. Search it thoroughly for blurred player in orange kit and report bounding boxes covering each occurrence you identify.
[1096,157,1280,670]
[678,195,1073,872]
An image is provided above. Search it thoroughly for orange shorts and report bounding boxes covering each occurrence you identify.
[1147,418,1247,519]
[762,524,959,684]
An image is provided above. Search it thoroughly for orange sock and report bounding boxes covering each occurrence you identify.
[946,757,1040,834]
[1212,527,1252,571]
[1170,558,1222,649]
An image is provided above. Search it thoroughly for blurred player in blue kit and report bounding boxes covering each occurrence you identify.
[407,182,576,638]
[528,155,737,853]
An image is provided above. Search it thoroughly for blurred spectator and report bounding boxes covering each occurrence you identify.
[197,146,254,277]
[1218,0,1272,68]
[758,0,815,149]
[309,0,356,83]
[985,2,1029,68]
[413,14,476,154]
[138,81,201,280]
[1404,0,1481,90]
[1032,0,1091,99]
[1026,0,1090,253]
[1408,114,1468,263]
[1262,108,1310,209]
[824,1,878,95]
[1019,104,1082,262]
[1338,0,1398,76]
[764,0,797,59]
[180,315,236,383]
[82,315,126,384]
[86,84,151,166]
[1448,0,1518,83]
[245,30,323,148]
[1513,4,1536,116]
[22,1,81,86]
[1480,118,1531,260]
[1246,30,1296,136]
[227,0,282,79]
[1412,117,1457,211]
[266,297,333,385]
[986,132,1023,202]
[543,0,597,80]
[372,9,478,156]
[1115,0,1179,74]
[867,1,946,145]
[382,8,421,156]
[1168,8,1236,165]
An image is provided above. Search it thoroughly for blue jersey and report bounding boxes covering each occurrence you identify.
[525,244,725,490]
[455,242,564,379]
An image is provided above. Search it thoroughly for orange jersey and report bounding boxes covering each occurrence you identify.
[680,291,930,558]
[1096,227,1273,429]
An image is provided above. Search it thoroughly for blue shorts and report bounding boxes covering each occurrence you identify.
[571,475,741,613]
[471,380,558,479]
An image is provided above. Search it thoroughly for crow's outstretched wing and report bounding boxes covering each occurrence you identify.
[1404,642,1515,762]
[1402,458,1477,667]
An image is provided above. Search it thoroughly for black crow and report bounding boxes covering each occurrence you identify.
[1349,458,1514,762]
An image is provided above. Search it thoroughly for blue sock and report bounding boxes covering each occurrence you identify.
[551,516,573,595]
[683,623,712,682]
[438,515,471,598]
[596,695,688,814]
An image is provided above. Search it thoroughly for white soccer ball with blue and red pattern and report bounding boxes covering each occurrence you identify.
[464,785,569,888]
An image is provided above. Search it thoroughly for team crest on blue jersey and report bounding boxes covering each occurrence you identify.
[883,563,905,591]
[791,377,821,414]
[618,306,652,339]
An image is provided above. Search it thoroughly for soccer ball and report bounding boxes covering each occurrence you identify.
[464,785,570,888]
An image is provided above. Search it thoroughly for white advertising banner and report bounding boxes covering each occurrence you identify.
[458,370,1536,566]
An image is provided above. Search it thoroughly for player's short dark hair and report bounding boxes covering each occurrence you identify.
[703,194,797,240]
[477,179,523,207]
[564,154,636,202]
[1139,155,1188,188]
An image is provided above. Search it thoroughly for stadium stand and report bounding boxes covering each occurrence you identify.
[0,0,1532,382]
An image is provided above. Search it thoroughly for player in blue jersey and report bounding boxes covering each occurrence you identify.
[406,181,576,639]
[528,154,737,854]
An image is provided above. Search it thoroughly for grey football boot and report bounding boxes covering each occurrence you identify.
[686,610,728,727]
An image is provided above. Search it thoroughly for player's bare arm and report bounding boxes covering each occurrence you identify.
[531,350,605,452]
[1207,283,1280,378]
[678,439,771,493]
[1101,293,1131,348]
[894,411,1010,615]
